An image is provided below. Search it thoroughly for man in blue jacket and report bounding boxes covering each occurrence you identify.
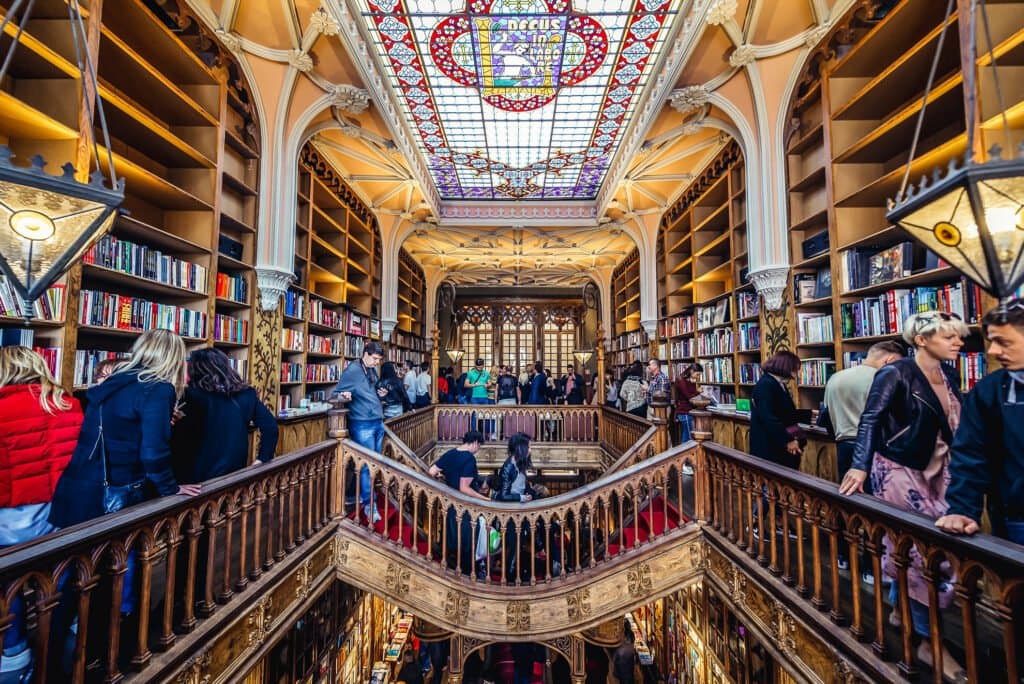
[334,340,388,523]
[937,301,1024,544]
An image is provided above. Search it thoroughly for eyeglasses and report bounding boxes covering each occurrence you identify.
[918,311,962,322]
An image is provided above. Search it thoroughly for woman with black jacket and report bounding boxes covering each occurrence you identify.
[839,311,968,679]
[377,361,410,419]
[494,432,534,582]
[171,348,278,483]
[749,351,803,468]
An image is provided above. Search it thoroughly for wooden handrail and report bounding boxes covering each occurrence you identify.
[0,440,338,683]
[339,439,698,587]
[701,441,1024,682]
[434,404,603,444]
[598,405,653,459]
[384,405,436,457]
[382,426,431,474]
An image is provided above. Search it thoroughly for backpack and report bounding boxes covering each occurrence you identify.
[497,374,517,400]
[620,377,645,411]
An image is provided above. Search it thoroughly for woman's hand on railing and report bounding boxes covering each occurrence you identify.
[177,484,202,496]
[935,513,980,535]
[838,468,867,495]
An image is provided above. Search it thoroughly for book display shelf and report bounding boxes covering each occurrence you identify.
[282,145,426,412]
[658,142,753,405]
[783,0,1024,408]
[393,249,427,367]
[0,0,260,389]
[610,250,648,370]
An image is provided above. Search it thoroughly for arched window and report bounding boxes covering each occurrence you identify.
[542,318,576,372]
[459,320,493,368]
[501,321,534,373]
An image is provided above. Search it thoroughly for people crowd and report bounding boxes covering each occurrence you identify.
[2,300,1023,682]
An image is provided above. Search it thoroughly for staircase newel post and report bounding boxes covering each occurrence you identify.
[649,392,672,455]
[327,399,349,517]
[595,325,606,405]
[690,408,712,523]
[431,324,440,404]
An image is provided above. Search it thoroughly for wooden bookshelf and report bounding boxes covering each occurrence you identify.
[781,0,1023,407]
[278,144,425,411]
[610,250,649,369]
[656,142,751,405]
[0,0,260,389]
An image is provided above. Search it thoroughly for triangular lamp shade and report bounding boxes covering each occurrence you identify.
[0,150,123,306]
[889,154,1024,300]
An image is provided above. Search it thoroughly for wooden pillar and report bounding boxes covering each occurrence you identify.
[957,0,984,160]
[448,634,466,683]
[570,635,586,684]
[650,393,672,455]
[690,409,712,522]
[595,325,606,404]
[430,324,440,403]
[327,400,348,517]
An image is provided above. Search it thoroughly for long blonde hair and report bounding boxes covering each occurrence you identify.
[0,345,71,414]
[113,329,186,396]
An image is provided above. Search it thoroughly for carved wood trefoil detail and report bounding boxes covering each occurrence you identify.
[333,538,350,567]
[174,647,212,684]
[506,601,531,632]
[246,596,274,648]
[445,590,470,626]
[295,559,313,601]
[566,588,592,621]
[385,562,411,596]
[626,563,653,597]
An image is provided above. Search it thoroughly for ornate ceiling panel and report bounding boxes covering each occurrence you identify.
[402,223,635,285]
[353,0,685,200]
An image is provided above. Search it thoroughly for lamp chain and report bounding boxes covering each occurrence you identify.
[977,0,1012,152]
[897,0,956,201]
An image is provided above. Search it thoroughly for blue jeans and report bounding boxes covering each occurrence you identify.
[889,583,932,638]
[471,397,494,436]
[677,414,693,443]
[349,419,384,506]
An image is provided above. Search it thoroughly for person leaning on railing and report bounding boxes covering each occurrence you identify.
[49,329,202,654]
[0,346,84,680]
[937,299,1024,545]
[170,348,278,483]
[839,311,969,680]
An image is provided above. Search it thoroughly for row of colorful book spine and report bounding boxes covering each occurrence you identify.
[697,328,734,356]
[0,278,65,320]
[799,358,835,387]
[661,314,695,338]
[309,299,345,329]
[306,363,341,383]
[215,272,248,303]
[213,314,249,344]
[284,291,305,319]
[78,290,207,339]
[84,235,207,293]
[699,357,734,384]
[282,329,305,352]
[797,313,834,344]
[280,362,304,383]
[308,334,343,356]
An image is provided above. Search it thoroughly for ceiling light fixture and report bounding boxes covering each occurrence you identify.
[0,0,124,320]
[886,0,1024,311]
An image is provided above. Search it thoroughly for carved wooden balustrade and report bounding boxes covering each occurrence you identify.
[0,441,338,683]
[597,407,655,462]
[385,405,436,458]
[339,439,699,587]
[433,404,603,444]
[701,441,1024,683]
[382,426,431,475]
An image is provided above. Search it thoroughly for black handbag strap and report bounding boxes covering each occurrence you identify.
[88,400,111,487]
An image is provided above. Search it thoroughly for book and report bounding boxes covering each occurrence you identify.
[813,267,832,299]
[794,274,816,303]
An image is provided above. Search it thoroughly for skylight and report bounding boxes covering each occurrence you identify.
[356,0,681,200]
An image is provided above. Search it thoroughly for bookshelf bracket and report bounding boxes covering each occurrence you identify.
[256,266,296,311]
[748,266,789,311]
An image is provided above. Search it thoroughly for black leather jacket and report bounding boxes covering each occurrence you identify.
[493,459,530,502]
[851,358,962,473]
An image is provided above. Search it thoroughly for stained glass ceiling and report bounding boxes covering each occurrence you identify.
[356,0,682,200]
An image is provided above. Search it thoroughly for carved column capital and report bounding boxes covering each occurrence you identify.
[381,317,398,342]
[255,266,295,311]
[748,266,789,312]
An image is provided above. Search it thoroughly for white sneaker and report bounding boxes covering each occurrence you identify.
[861,572,875,585]
[681,464,694,476]
[837,557,849,570]
[364,505,381,524]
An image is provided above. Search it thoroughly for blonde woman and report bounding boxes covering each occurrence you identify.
[0,347,83,678]
[839,311,968,679]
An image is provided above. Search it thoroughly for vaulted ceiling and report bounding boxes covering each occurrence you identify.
[188,0,847,285]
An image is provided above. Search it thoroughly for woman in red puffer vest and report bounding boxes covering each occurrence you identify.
[0,346,83,675]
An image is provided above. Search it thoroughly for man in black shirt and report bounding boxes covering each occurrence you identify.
[395,648,423,684]
[428,430,490,579]
[560,364,585,404]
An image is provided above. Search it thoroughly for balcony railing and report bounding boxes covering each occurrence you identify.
[700,438,1024,682]
[338,438,698,586]
[0,441,338,683]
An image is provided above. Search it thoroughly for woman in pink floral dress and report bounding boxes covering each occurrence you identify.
[839,311,969,679]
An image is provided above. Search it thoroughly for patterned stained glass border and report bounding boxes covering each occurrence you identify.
[356,0,680,200]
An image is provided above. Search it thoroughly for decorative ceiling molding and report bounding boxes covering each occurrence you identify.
[329,85,370,115]
[669,84,710,114]
[595,0,712,214]
[706,0,738,25]
[439,204,600,223]
[728,44,757,67]
[323,0,440,214]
